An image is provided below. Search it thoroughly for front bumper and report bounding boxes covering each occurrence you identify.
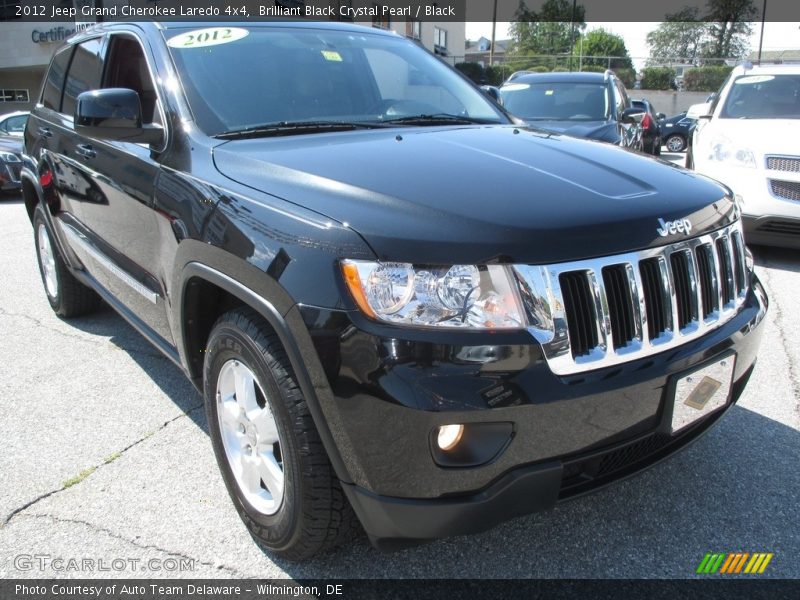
[697,162,800,248]
[298,275,767,543]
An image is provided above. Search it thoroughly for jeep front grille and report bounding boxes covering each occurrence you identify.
[514,222,748,375]
[766,155,800,173]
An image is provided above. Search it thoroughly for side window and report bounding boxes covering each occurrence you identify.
[6,115,27,134]
[62,38,104,118]
[103,36,160,125]
[41,46,73,111]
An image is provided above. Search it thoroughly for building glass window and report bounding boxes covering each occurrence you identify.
[434,27,448,55]
[0,90,29,103]
[406,19,421,40]
[371,4,390,29]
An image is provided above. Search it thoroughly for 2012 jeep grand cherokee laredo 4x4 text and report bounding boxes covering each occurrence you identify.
[22,22,767,560]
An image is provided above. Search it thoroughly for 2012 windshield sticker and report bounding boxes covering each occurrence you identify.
[167,28,249,49]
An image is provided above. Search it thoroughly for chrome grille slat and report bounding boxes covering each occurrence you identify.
[514,221,748,376]
[624,263,646,348]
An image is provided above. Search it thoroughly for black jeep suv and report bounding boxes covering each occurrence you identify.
[22,22,767,560]
[498,71,645,150]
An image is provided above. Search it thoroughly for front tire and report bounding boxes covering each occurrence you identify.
[203,308,357,560]
[33,204,101,318]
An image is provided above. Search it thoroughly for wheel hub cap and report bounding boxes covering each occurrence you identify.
[216,360,285,515]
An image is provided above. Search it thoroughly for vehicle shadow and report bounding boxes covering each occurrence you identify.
[65,306,208,435]
[752,245,800,273]
[266,404,799,578]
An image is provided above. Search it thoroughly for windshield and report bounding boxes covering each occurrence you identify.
[164,26,506,136]
[500,82,609,121]
[720,74,800,119]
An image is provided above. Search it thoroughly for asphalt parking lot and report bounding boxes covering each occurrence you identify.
[0,155,798,579]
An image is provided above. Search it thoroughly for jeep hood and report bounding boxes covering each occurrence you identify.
[213,125,735,264]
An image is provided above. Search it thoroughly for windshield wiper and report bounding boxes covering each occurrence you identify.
[379,113,499,126]
[215,120,385,140]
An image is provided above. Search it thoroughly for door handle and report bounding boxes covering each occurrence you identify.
[76,144,96,159]
[37,127,52,138]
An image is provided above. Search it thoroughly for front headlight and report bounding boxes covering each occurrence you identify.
[0,151,20,163]
[341,260,527,329]
[708,138,755,168]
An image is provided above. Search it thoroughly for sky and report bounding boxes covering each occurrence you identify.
[465,21,800,69]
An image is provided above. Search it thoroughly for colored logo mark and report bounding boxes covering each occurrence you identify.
[696,552,774,574]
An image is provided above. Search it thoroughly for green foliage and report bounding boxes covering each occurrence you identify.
[509,0,586,56]
[646,0,756,64]
[683,66,733,92]
[641,67,676,90]
[551,67,569,72]
[484,65,506,86]
[573,28,633,70]
[645,7,706,64]
[580,65,606,73]
[454,62,486,84]
[528,65,550,73]
[613,68,637,88]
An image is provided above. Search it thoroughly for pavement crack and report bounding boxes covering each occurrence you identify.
[0,307,167,361]
[2,402,204,527]
[0,307,107,347]
[758,265,800,425]
[16,513,247,577]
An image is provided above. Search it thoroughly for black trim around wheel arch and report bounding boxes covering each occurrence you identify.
[21,167,80,272]
[179,262,354,487]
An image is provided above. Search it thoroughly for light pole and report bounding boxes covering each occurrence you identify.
[757,0,767,63]
[489,0,498,66]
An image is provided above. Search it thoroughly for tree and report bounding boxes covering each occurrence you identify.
[645,0,756,65]
[701,0,756,60]
[645,7,707,65]
[508,0,586,57]
[573,28,633,70]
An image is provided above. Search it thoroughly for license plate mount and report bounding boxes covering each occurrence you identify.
[670,355,736,434]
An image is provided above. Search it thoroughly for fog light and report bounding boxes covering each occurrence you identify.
[436,424,464,451]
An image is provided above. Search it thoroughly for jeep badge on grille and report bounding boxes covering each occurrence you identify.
[657,217,693,237]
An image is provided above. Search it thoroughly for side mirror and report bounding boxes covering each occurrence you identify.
[686,102,712,120]
[75,88,163,145]
[656,112,666,121]
[480,85,503,105]
[621,107,646,124]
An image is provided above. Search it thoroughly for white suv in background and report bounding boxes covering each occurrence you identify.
[687,64,800,248]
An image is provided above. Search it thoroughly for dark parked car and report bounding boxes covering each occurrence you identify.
[498,71,645,150]
[659,111,696,153]
[0,134,22,196]
[0,110,29,137]
[23,22,767,560]
[631,99,663,156]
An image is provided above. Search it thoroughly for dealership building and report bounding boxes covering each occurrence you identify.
[0,1,464,112]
